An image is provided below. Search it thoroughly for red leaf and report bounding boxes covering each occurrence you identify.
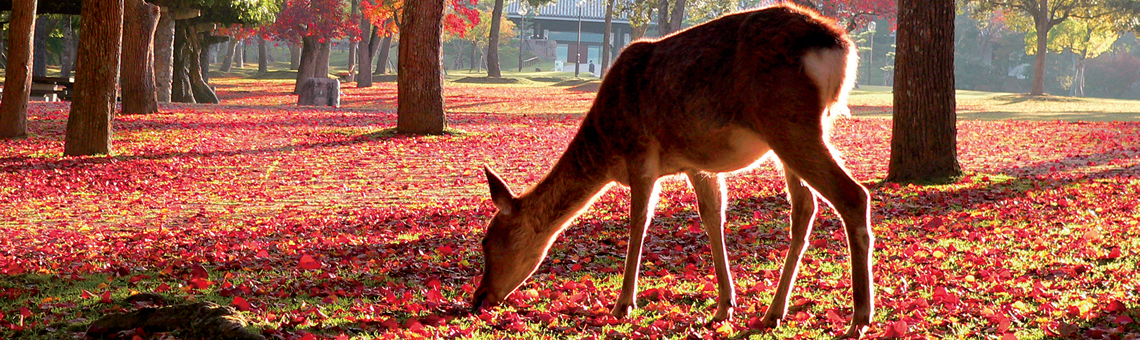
[100,291,113,304]
[298,254,322,271]
[1106,300,1127,312]
[1106,247,1122,259]
[298,333,316,340]
[923,217,944,229]
[233,296,251,311]
[436,245,453,255]
[1001,334,1018,340]
[19,307,31,318]
[190,278,213,289]
[1116,315,1134,325]
[82,290,92,299]
[190,264,209,280]
[404,317,423,330]
[825,309,844,323]
[256,249,269,258]
[129,274,150,283]
[883,320,907,337]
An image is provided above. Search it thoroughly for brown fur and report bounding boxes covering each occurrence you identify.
[478,4,873,337]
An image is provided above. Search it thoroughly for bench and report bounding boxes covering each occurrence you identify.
[31,76,74,102]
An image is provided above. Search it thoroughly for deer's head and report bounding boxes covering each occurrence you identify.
[472,166,549,312]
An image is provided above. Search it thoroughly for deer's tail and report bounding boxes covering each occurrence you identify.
[803,44,858,119]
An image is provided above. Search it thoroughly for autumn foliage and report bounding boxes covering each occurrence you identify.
[1,80,1139,339]
[269,0,361,43]
[359,0,480,38]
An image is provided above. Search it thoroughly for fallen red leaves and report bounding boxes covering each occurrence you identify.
[1,82,1139,339]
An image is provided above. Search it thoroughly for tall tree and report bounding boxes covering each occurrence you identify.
[359,0,401,84]
[66,0,124,156]
[486,0,505,77]
[398,0,446,134]
[601,0,614,75]
[615,0,655,40]
[799,0,896,32]
[348,0,359,70]
[1024,15,1117,96]
[160,0,277,103]
[357,23,378,87]
[121,0,161,115]
[258,35,268,74]
[973,0,1131,95]
[270,0,359,93]
[32,16,59,78]
[657,0,687,36]
[154,7,177,102]
[0,0,37,139]
[887,0,961,182]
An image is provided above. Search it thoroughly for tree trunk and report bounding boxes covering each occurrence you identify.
[471,39,479,72]
[66,0,124,156]
[630,24,647,41]
[120,0,160,115]
[33,16,57,78]
[669,0,686,33]
[171,21,219,104]
[487,0,505,77]
[657,0,670,36]
[61,19,78,78]
[221,40,237,72]
[154,7,175,102]
[0,0,36,139]
[294,35,318,94]
[601,0,614,75]
[398,0,447,135]
[1074,55,1086,97]
[289,41,301,69]
[887,0,961,183]
[357,25,377,87]
[1031,24,1048,95]
[236,40,245,68]
[258,36,268,74]
[315,40,331,79]
[348,0,359,70]
[199,36,211,83]
[1031,0,1049,96]
[376,34,391,74]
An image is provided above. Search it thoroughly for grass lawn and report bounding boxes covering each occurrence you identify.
[1,74,1139,339]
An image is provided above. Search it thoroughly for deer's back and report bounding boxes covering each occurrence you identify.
[577,4,853,176]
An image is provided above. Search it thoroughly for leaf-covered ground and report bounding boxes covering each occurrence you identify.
[1,79,1139,339]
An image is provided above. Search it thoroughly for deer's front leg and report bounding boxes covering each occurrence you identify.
[760,171,819,328]
[612,173,660,319]
[687,171,736,322]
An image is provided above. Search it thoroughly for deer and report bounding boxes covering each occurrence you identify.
[472,3,873,338]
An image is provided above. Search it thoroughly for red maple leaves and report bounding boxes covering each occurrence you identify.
[1,82,1139,338]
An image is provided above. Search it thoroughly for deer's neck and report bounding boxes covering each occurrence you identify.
[518,132,613,234]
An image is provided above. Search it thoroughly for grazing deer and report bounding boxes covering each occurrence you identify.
[473,4,873,338]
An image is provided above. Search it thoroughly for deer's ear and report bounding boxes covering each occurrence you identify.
[484,166,517,215]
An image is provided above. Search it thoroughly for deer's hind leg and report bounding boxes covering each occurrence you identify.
[764,128,874,338]
[687,171,736,322]
[758,168,819,328]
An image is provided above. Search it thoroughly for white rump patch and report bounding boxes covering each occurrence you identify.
[802,47,858,117]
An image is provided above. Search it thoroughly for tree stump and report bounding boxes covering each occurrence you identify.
[297,77,340,108]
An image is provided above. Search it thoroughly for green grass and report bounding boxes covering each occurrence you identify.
[849,85,1140,122]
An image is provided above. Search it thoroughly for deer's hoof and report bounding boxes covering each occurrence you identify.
[838,324,868,339]
[757,315,781,329]
[711,306,734,322]
[611,301,636,319]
